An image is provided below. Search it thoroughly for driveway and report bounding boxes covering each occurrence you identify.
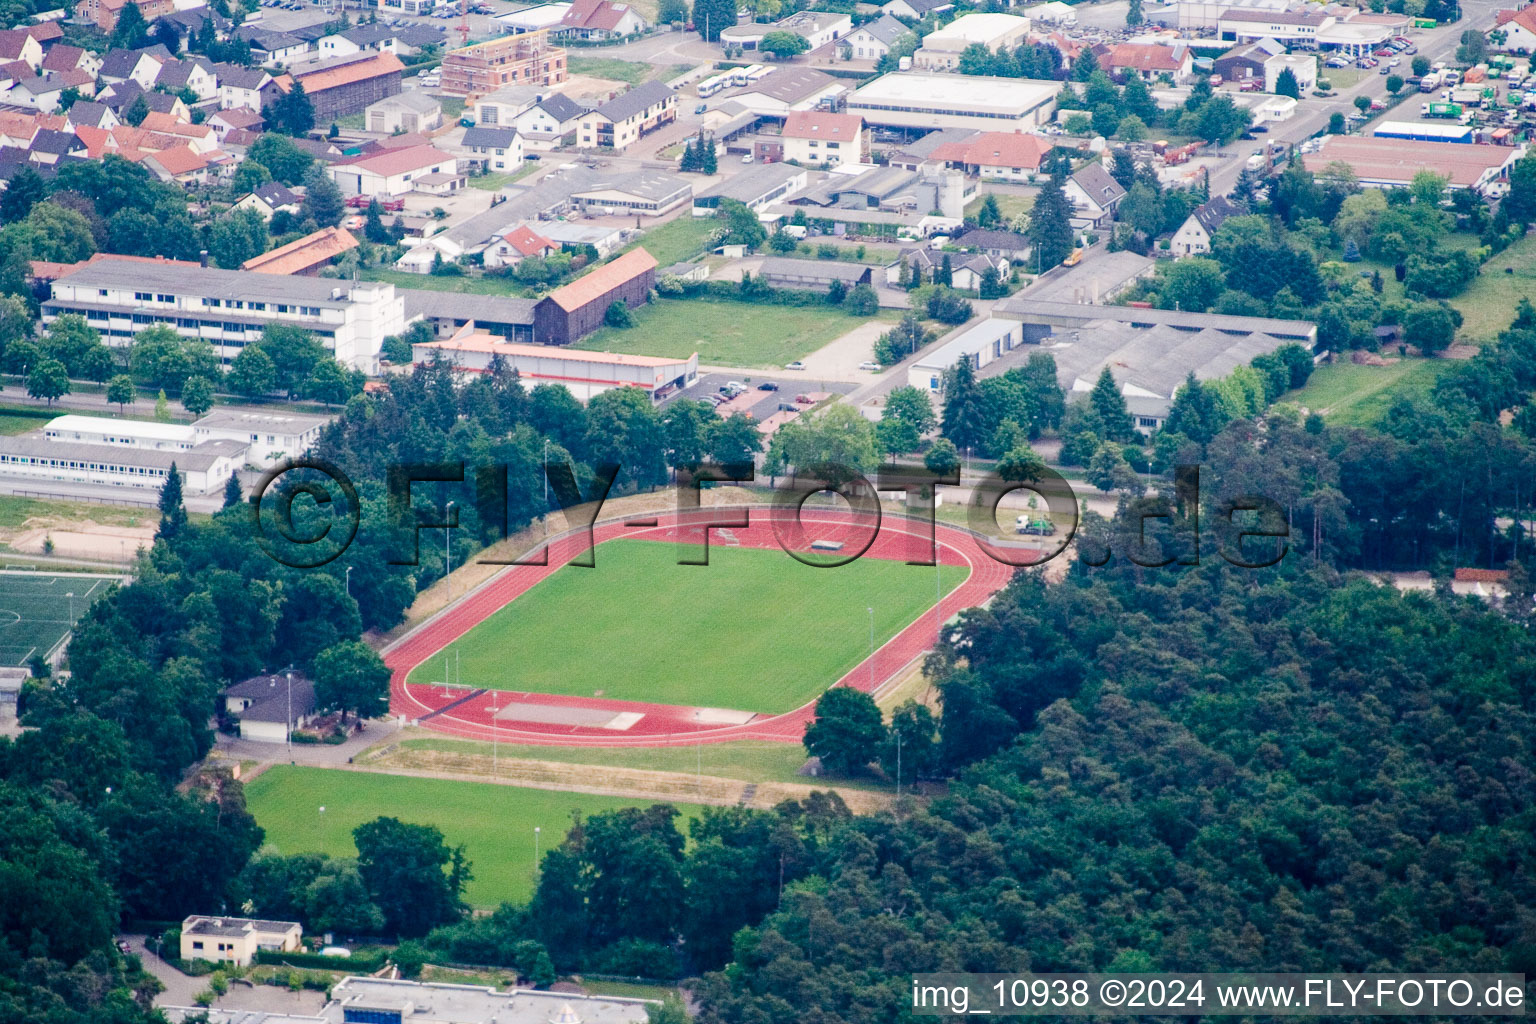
[798,321,891,383]
[214,714,405,769]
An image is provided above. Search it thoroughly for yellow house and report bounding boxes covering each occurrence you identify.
[180,916,302,966]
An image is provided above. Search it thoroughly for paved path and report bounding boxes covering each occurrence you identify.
[383,507,1016,747]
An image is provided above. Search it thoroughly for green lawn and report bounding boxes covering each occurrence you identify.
[396,737,817,785]
[1285,359,1457,426]
[244,765,706,908]
[568,57,662,86]
[1451,230,1536,342]
[0,495,152,530]
[404,539,967,712]
[469,162,541,191]
[574,297,889,367]
[964,190,1034,225]
[630,215,720,268]
[357,267,535,297]
[0,414,47,436]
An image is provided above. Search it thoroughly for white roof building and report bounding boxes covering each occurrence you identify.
[847,72,1061,131]
[915,13,1031,70]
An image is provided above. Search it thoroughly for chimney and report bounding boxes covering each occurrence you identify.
[199,249,209,267]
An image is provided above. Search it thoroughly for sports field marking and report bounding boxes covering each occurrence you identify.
[0,571,121,667]
[404,539,969,715]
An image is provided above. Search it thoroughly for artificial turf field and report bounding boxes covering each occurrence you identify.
[404,539,969,714]
[244,765,705,907]
[0,571,116,666]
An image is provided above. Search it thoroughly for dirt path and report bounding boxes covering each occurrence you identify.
[352,745,895,814]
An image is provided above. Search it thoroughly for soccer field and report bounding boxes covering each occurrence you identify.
[244,766,705,907]
[404,539,969,713]
[0,571,117,667]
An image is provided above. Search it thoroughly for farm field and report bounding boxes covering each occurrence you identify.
[1285,358,1456,426]
[244,765,706,907]
[628,215,720,268]
[574,297,896,367]
[403,539,968,713]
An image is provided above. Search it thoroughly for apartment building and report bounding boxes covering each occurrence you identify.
[576,79,675,151]
[440,29,567,97]
[41,259,405,375]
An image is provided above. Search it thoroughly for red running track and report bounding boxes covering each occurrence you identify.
[384,507,1019,747]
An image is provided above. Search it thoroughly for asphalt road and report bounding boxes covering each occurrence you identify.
[668,372,857,420]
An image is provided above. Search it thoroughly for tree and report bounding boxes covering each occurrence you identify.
[692,0,736,40]
[925,437,961,476]
[130,325,219,395]
[658,0,687,22]
[1196,94,1251,145]
[313,640,390,722]
[1353,94,1372,116]
[760,30,808,59]
[1026,173,1074,270]
[0,165,45,223]
[1456,28,1487,65]
[1126,0,1143,23]
[354,817,468,938]
[843,283,878,316]
[604,300,634,328]
[1089,365,1134,441]
[1158,257,1225,312]
[223,473,243,509]
[304,861,385,936]
[107,373,136,413]
[1117,114,1148,142]
[803,687,884,776]
[301,165,344,228]
[305,359,353,407]
[1329,111,1346,134]
[708,412,763,466]
[255,324,328,398]
[110,1,150,48]
[716,198,766,250]
[26,357,69,406]
[975,193,1002,228]
[1404,301,1455,355]
[884,384,936,439]
[249,133,315,185]
[978,263,1005,299]
[364,200,391,244]
[180,375,214,417]
[272,81,315,137]
[1086,440,1143,495]
[997,444,1047,484]
[1274,67,1300,99]
[157,462,189,540]
[209,207,269,269]
[940,356,988,454]
[1412,54,1431,77]
[1386,73,1404,95]
[227,344,277,399]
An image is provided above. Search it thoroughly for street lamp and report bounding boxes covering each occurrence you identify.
[533,826,541,875]
[444,501,457,600]
[542,438,550,509]
[65,591,73,623]
[867,606,875,690]
[344,566,353,598]
[285,670,294,762]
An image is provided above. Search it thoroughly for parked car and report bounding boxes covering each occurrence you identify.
[757,382,780,391]
[1249,124,1269,133]
[794,393,815,404]
[694,103,707,114]
[784,360,806,370]
[858,361,882,372]
[741,153,754,163]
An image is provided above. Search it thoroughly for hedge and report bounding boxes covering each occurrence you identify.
[255,949,386,972]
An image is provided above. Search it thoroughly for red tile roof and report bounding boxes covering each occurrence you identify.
[145,144,209,176]
[41,44,86,72]
[561,0,634,31]
[930,130,1052,170]
[782,109,862,142]
[335,142,452,176]
[24,21,63,43]
[503,223,556,257]
[243,225,359,274]
[543,246,656,312]
[295,51,405,93]
[1109,42,1188,72]
[1454,568,1510,583]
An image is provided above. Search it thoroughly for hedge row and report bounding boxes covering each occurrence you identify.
[255,949,386,972]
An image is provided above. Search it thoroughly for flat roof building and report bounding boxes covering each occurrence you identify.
[908,317,1026,392]
[914,13,1031,69]
[413,328,695,401]
[0,433,245,495]
[847,72,1062,131]
[1302,135,1524,193]
[180,916,301,967]
[192,409,331,468]
[326,977,655,1024]
[42,258,405,375]
[692,161,808,215]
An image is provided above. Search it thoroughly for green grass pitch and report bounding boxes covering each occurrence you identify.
[405,539,969,714]
[244,766,706,907]
[0,571,117,667]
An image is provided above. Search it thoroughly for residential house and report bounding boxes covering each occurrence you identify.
[207,106,262,140]
[886,247,1008,291]
[1212,37,1284,86]
[721,10,849,52]
[510,91,585,143]
[219,672,317,742]
[366,90,442,133]
[319,22,445,58]
[153,8,230,50]
[459,124,521,171]
[63,100,117,130]
[1063,162,1125,226]
[953,227,1031,261]
[151,57,218,102]
[215,63,271,112]
[96,45,172,88]
[180,916,303,966]
[327,142,459,196]
[576,79,675,151]
[138,111,220,153]
[881,0,953,22]
[234,26,311,64]
[289,50,405,121]
[440,30,567,97]
[1107,42,1193,83]
[40,44,97,77]
[928,130,1053,182]
[474,83,544,126]
[1170,195,1242,255]
[5,73,69,112]
[1497,6,1536,51]
[97,80,189,121]
[232,181,301,219]
[840,14,910,61]
[142,144,220,184]
[24,127,87,163]
[0,28,45,69]
[483,223,559,268]
[554,0,648,41]
[779,109,865,167]
[76,0,174,33]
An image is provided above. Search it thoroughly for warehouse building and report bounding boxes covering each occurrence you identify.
[287,51,405,121]
[413,328,696,401]
[907,318,1025,392]
[1301,135,1523,194]
[755,257,874,292]
[847,72,1062,131]
[692,161,808,215]
[41,258,405,374]
[404,290,537,342]
[0,434,245,494]
[533,247,657,345]
[570,170,692,216]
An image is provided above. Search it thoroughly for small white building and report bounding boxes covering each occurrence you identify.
[913,12,1030,70]
[908,317,1026,393]
[1264,51,1316,94]
[327,144,461,197]
[180,916,302,966]
[192,409,330,468]
[221,672,316,743]
[779,110,865,167]
[366,91,443,134]
[1169,196,1243,256]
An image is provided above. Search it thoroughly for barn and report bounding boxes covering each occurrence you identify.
[533,246,657,346]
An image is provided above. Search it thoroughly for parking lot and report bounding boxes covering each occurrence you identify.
[667,372,858,422]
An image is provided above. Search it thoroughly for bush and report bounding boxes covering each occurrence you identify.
[603,301,634,328]
[816,242,839,259]
[843,283,878,316]
[590,938,682,980]
[256,949,385,972]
